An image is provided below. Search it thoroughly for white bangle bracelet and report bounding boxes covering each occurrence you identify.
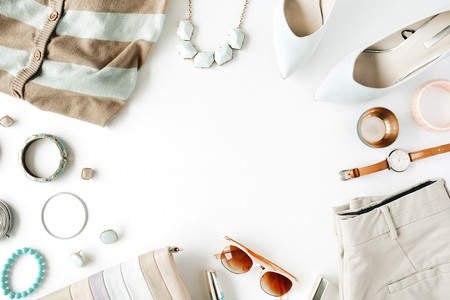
[411,79,450,132]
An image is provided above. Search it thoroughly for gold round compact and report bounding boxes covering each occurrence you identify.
[357,107,399,148]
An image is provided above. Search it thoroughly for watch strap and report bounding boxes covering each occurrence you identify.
[340,160,389,181]
[409,143,450,161]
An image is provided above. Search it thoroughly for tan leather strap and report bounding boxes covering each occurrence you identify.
[409,143,450,161]
[340,160,389,181]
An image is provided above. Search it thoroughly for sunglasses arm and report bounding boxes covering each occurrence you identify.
[280,295,287,300]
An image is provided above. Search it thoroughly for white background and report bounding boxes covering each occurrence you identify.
[1,0,450,299]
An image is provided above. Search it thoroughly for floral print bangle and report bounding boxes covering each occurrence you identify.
[18,134,68,183]
[1,248,45,299]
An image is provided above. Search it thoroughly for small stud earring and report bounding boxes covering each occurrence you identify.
[69,250,85,268]
[0,116,14,127]
[100,229,119,244]
[81,168,93,180]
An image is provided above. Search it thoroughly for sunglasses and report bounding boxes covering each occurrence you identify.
[215,236,300,299]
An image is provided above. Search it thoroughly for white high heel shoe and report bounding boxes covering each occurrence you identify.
[315,6,450,103]
[273,0,335,79]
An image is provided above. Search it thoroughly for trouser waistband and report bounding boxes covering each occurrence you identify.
[333,178,450,246]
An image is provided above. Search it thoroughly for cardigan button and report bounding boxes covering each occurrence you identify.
[34,50,42,61]
[49,11,59,22]
[12,90,21,99]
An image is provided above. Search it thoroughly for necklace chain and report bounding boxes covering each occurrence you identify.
[188,0,249,30]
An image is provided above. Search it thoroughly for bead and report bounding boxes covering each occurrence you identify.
[32,284,38,289]
[176,41,197,59]
[38,265,45,271]
[193,52,214,68]
[34,253,40,259]
[21,292,27,297]
[28,249,35,255]
[35,278,42,284]
[37,272,44,278]
[15,293,21,299]
[1,283,8,289]
[1,270,8,276]
[6,259,13,264]
[177,20,194,40]
[3,289,9,295]
[26,288,33,295]
[1,276,7,282]
[8,292,14,299]
[4,264,10,270]
[37,259,44,265]
[22,248,29,254]
[227,28,245,50]
[10,254,17,260]
[215,45,233,66]
[15,250,22,256]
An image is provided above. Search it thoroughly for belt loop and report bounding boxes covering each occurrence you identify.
[380,206,398,240]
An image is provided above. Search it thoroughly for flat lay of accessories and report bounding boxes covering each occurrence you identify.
[1,0,450,300]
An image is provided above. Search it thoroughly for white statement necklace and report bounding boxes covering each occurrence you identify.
[176,0,249,68]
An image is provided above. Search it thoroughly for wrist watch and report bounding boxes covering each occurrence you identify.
[339,143,450,181]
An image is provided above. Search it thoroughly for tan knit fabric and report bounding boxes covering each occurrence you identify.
[0,0,171,126]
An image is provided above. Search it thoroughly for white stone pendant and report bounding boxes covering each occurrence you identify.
[194,52,214,68]
[215,45,233,65]
[177,20,194,40]
[228,28,245,50]
[176,41,197,59]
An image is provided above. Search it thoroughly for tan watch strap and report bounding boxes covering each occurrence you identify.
[340,160,389,181]
[409,143,450,161]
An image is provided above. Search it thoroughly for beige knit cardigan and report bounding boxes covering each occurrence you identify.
[0,0,171,126]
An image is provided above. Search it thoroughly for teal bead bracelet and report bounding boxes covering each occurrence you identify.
[1,248,45,299]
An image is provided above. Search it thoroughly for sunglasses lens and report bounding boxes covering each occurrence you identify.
[260,271,293,297]
[220,245,253,274]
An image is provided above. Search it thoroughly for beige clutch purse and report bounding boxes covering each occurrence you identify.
[39,247,191,300]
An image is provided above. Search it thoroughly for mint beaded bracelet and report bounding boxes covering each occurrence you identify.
[1,248,45,299]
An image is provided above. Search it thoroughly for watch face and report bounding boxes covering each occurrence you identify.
[388,149,411,172]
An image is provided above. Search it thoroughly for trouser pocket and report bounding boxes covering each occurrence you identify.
[387,262,450,299]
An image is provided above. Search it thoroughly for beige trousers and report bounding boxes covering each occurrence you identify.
[333,178,450,300]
